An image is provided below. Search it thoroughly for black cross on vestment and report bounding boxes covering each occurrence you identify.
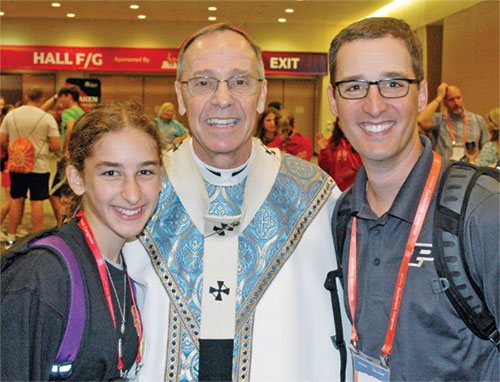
[210,281,230,301]
[212,221,239,236]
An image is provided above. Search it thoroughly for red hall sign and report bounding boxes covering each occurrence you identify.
[0,45,327,76]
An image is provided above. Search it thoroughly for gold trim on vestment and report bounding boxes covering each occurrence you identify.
[140,154,335,381]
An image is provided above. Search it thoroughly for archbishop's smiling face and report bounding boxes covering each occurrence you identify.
[175,30,267,169]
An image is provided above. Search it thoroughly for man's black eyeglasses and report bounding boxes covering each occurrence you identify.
[333,78,420,99]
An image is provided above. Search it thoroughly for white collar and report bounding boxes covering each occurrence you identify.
[190,139,253,186]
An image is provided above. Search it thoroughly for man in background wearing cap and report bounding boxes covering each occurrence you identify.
[417,82,489,161]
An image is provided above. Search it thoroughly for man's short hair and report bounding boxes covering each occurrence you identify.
[57,85,81,103]
[268,101,282,110]
[27,86,44,102]
[329,17,424,84]
[176,23,265,81]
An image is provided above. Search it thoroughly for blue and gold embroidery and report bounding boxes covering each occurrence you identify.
[141,153,333,381]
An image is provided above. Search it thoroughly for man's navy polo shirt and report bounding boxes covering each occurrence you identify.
[338,136,499,380]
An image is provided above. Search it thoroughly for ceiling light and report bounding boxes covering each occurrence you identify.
[285,8,294,13]
[368,0,414,17]
[67,13,76,18]
[208,6,217,11]
[0,11,4,16]
[278,18,287,23]
[130,4,139,9]
[51,2,61,7]
[208,16,217,21]
[138,15,146,19]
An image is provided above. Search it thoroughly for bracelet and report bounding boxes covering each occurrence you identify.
[53,95,58,102]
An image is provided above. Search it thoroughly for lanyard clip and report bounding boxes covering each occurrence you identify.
[380,354,389,368]
[135,361,143,374]
[350,340,359,353]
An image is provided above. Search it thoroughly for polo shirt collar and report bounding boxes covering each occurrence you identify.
[351,135,436,223]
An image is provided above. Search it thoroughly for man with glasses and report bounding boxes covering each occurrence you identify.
[417,83,489,161]
[328,17,498,381]
[123,23,347,381]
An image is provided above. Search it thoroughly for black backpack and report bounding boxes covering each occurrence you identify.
[324,161,500,381]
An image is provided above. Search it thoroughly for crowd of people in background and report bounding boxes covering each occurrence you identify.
[0,90,188,247]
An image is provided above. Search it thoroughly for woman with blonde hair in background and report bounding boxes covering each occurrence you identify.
[154,102,189,149]
[475,107,500,167]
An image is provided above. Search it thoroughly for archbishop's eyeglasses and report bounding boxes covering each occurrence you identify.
[333,78,420,100]
[180,75,263,97]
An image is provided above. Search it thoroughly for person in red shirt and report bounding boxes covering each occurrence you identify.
[315,119,362,191]
[269,111,313,161]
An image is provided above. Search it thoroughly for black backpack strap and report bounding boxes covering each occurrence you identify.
[333,185,354,274]
[433,162,499,350]
[324,269,347,382]
[324,186,354,382]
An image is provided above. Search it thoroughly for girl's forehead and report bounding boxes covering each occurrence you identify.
[91,128,156,151]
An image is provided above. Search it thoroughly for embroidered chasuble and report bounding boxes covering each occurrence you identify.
[125,138,348,381]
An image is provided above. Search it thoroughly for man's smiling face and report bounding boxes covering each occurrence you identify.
[328,36,427,167]
[175,30,267,168]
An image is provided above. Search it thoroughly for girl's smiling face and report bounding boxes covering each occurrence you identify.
[68,127,162,256]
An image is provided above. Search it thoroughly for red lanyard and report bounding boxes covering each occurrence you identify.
[446,111,469,147]
[347,152,442,359]
[77,212,143,373]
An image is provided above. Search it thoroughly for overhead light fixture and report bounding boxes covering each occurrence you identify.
[51,2,61,7]
[130,4,139,9]
[208,6,217,11]
[368,0,414,17]
[285,8,294,13]
[278,18,287,23]
[138,14,146,19]
[0,11,4,16]
[67,13,76,18]
[208,16,217,21]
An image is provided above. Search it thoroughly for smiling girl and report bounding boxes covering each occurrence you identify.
[1,102,163,381]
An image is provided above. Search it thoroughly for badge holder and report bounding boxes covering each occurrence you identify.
[350,342,390,382]
[450,142,465,162]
